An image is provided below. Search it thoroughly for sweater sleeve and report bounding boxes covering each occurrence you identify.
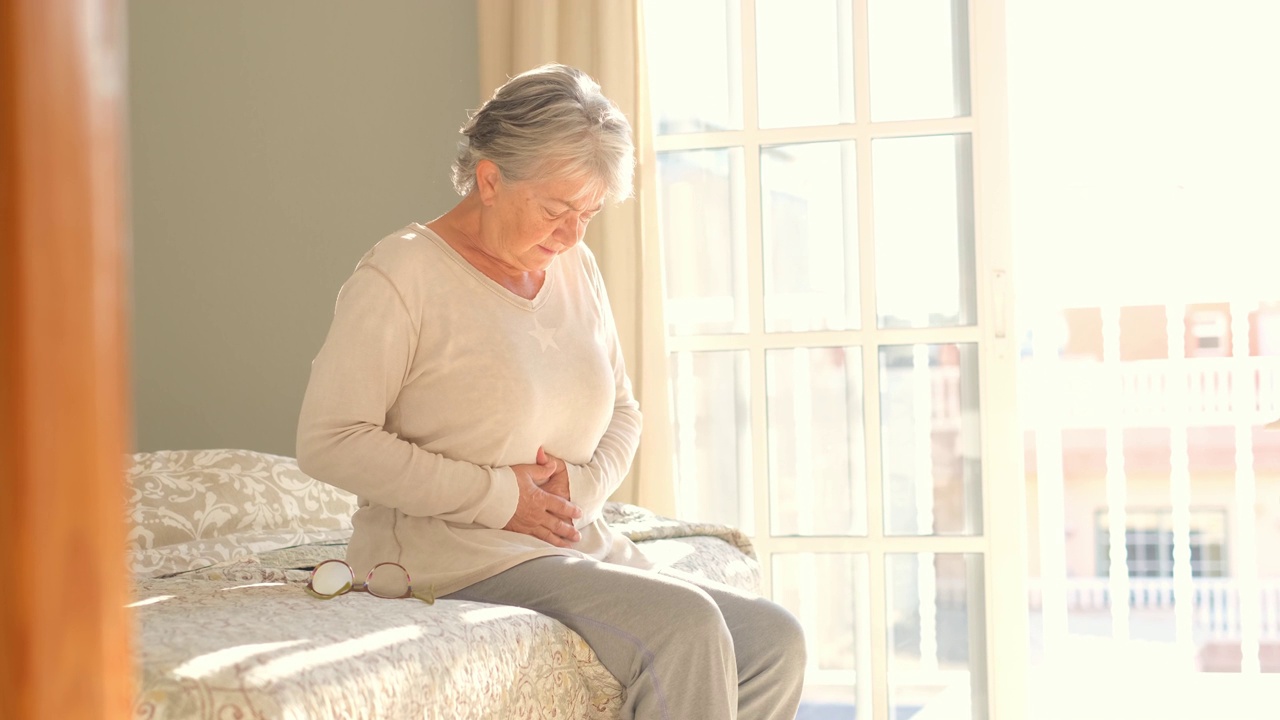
[565,253,643,527]
[296,264,518,529]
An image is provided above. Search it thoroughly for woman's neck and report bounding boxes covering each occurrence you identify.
[428,197,545,300]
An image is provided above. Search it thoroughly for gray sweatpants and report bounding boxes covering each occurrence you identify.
[444,556,807,720]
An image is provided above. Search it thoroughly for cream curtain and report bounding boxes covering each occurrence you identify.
[476,0,675,515]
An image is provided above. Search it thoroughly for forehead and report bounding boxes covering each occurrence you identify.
[519,172,607,210]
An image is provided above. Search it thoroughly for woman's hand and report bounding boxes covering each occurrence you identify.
[503,449,582,547]
[534,447,572,504]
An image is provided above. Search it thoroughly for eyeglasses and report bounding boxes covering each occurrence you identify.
[305,559,435,604]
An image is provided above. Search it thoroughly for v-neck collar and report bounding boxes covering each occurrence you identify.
[412,223,554,311]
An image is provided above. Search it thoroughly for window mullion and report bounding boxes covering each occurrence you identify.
[851,1,891,719]
[853,0,882,539]
[737,0,776,596]
[738,0,759,133]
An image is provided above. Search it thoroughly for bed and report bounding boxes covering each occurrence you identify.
[127,449,760,719]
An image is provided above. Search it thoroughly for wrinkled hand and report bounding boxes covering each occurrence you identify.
[535,447,572,504]
[503,449,582,547]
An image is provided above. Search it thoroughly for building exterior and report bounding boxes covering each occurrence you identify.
[1021,301,1280,671]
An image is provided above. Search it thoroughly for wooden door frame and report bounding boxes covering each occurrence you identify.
[1,0,133,717]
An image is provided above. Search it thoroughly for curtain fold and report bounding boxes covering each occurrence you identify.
[476,0,676,516]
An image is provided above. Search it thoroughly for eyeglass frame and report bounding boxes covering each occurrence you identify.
[305,558,436,604]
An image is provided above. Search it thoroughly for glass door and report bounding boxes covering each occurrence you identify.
[1009,2,1280,718]
[645,1,1025,718]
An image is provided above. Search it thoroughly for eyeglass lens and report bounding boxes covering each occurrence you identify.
[310,559,355,597]
[367,562,411,599]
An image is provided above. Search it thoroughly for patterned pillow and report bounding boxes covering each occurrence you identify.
[126,449,358,577]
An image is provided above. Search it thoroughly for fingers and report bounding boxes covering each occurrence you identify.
[526,462,555,481]
[545,518,582,546]
[538,446,567,471]
[522,450,561,487]
[525,497,582,545]
[504,507,579,546]
[507,456,581,546]
[550,511,581,543]
[545,493,582,522]
[538,449,561,475]
[523,514,579,547]
[551,518,581,544]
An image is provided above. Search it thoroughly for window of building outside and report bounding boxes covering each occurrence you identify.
[1189,311,1228,358]
[1095,510,1228,579]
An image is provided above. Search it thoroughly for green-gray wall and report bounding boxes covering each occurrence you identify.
[128,1,478,455]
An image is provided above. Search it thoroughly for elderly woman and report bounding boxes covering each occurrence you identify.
[297,64,805,719]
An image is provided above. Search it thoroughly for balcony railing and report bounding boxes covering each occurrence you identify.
[912,356,1280,431]
[1018,356,1280,428]
[1028,577,1280,641]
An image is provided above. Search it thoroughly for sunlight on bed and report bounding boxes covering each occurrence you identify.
[719,557,754,577]
[126,595,174,608]
[638,539,697,567]
[460,605,531,624]
[174,640,308,680]
[246,625,424,684]
[219,582,286,591]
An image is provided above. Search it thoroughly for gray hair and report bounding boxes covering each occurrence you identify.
[451,64,635,203]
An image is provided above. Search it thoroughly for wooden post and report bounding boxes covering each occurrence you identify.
[0,0,133,718]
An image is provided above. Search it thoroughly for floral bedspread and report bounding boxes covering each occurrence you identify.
[127,449,761,720]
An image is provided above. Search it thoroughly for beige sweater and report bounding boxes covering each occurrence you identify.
[297,223,651,597]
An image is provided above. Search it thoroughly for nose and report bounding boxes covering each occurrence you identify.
[554,214,586,246]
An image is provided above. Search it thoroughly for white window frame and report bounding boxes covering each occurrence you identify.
[649,1,1026,718]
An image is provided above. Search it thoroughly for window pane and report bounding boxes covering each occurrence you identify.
[670,350,753,533]
[773,553,871,718]
[767,346,867,536]
[658,148,748,335]
[761,141,860,333]
[755,0,855,128]
[873,134,977,328]
[645,0,742,134]
[868,0,971,121]
[881,344,982,535]
[1095,509,1231,579]
[886,553,987,720]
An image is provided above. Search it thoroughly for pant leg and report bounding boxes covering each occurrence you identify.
[660,569,807,720]
[444,557,738,720]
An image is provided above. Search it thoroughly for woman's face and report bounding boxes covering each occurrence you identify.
[481,163,606,273]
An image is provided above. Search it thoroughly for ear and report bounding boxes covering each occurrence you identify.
[475,159,502,206]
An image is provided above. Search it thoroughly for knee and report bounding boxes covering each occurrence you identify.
[632,581,734,660]
[663,585,734,648]
[771,603,808,669]
[747,599,807,672]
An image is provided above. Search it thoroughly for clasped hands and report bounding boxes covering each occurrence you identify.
[503,447,583,548]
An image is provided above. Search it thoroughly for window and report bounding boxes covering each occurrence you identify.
[1095,509,1229,579]
[1188,311,1228,358]
[645,1,1021,718]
